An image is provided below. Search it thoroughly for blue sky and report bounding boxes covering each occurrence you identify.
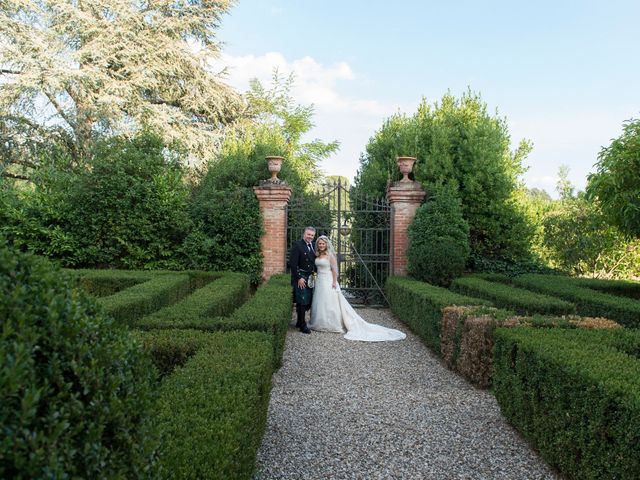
[216,0,640,195]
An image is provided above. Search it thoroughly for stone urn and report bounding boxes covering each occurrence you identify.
[265,155,284,183]
[396,156,417,182]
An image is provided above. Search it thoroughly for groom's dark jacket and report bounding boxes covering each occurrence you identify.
[289,239,316,287]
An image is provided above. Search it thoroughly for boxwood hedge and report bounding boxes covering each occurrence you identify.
[513,274,640,328]
[494,328,640,479]
[386,276,491,352]
[450,275,576,316]
[1,244,159,479]
[134,329,273,480]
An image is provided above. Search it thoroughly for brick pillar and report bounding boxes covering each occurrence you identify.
[387,158,426,276]
[253,183,292,281]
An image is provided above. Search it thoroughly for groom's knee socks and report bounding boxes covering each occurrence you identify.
[296,303,307,328]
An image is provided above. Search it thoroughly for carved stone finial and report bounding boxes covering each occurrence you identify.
[263,155,285,185]
[396,156,417,182]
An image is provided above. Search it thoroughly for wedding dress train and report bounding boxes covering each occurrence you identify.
[309,257,406,342]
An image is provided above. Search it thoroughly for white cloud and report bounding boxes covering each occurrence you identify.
[208,51,402,179]
[213,52,391,117]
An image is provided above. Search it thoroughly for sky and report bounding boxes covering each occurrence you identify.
[215,0,640,196]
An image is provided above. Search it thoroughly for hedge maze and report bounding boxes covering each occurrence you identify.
[74,269,293,480]
[387,273,640,480]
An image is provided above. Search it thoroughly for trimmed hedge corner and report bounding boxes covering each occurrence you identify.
[568,276,640,300]
[97,273,192,325]
[228,274,292,369]
[137,272,250,330]
[386,276,491,353]
[134,329,273,480]
[493,328,640,479]
[440,306,620,388]
[68,268,156,297]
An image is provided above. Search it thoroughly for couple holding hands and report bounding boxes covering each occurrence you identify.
[289,226,405,342]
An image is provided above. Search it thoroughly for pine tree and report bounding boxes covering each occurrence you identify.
[0,0,244,174]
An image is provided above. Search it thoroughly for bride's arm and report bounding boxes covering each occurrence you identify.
[330,254,338,289]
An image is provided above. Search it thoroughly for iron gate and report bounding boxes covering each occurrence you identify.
[286,180,392,306]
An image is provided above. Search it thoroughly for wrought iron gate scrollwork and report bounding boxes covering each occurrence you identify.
[286,180,391,306]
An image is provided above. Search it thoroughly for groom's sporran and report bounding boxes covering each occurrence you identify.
[288,226,317,334]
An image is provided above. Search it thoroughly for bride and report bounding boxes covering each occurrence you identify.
[309,235,406,342]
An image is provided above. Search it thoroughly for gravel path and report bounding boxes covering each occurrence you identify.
[253,309,560,480]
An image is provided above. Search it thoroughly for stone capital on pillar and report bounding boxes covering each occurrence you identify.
[387,180,426,277]
[254,183,292,281]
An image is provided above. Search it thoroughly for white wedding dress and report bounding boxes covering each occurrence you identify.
[309,256,406,342]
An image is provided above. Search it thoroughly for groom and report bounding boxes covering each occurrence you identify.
[289,226,316,334]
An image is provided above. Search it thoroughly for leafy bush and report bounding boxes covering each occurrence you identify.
[541,195,640,278]
[513,274,640,328]
[494,328,640,479]
[586,117,640,238]
[0,153,80,261]
[407,185,470,286]
[0,243,159,478]
[183,187,263,284]
[135,329,273,480]
[69,132,191,268]
[386,276,490,352]
[1,132,191,269]
[468,252,561,276]
[450,276,576,316]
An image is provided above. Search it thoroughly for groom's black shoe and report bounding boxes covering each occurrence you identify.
[300,325,311,334]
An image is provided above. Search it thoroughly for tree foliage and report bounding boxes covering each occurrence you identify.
[587,118,640,238]
[407,185,470,286]
[0,0,243,174]
[541,195,640,278]
[205,72,339,191]
[354,90,534,262]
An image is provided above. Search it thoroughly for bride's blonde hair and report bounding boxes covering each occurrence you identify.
[316,235,336,257]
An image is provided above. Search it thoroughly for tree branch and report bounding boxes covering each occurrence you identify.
[1,171,31,181]
[0,68,23,75]
[43,90,75,130]
[9,158,39,169]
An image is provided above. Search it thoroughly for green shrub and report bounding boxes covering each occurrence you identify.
[98,273,192,326]
[0,244,158,479]
[494,328,640,479]
[468,253,561,276]
[138,272,251,330]
[69,132,191,269]
[386,276,491,352]
[183,187,263,284]
[513,274,640,328]
[450,276,576,316]
[407,185,470,287]
[135,329,273,480]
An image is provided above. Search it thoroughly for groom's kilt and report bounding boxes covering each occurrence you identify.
[293,268,314,308]
[294,284,313,307]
